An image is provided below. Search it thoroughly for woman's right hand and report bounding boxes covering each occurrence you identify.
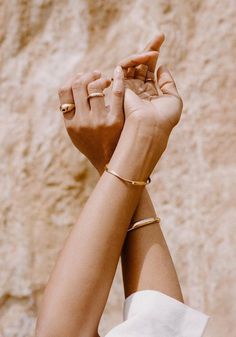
[107,64,183,184]
[107,32,183,181]
[119,41,183,142]
[124,65,183,146]
[117,33,183,167]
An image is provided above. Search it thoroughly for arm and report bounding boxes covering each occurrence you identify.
[36,38,183,337]
[35,119,165,337]
[119,35,183,302]
[122,187,183,302]
[35,61,171,337]
[36,139,143,337]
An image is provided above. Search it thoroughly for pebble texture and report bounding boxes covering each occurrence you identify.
[0,1,236,336]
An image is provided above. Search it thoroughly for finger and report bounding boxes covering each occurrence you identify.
[87,77,111,113]
[71,71,101,114]
[144,33,165,76]
[156,65,180,98]
[134,64,148,81]
[145,71,155,83]
[144,51,159,74]
[122,68,128,79]
[119,51,158,68]
[111,66,125,120]
[58,78,75,120]
[124,88,141,119]
[144,33,165,52]
[126,67,135,79]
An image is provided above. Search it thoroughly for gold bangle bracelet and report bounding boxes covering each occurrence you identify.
[104,165,151,186]
[128,217,160,232]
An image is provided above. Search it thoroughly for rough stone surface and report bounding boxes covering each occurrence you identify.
[0,1,236,336]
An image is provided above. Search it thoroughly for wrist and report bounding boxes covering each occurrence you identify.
[108,118,167,182]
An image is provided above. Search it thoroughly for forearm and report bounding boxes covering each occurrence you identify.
[36,121,159,337]
[122,188,183,302]
[129,187,156,229]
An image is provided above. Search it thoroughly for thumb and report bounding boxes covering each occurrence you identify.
[111,66,125,120]
[124,88,141,119]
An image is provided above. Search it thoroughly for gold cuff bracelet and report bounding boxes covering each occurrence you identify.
[105,165,151,186]
[128,217,161,232]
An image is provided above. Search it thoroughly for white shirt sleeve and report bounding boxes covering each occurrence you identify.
[105,290,209,337]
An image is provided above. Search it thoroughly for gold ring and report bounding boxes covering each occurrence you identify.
[60,103,75,113]
[146,78,155,82]
[87,92,105,99]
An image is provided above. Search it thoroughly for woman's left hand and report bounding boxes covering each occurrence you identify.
[58,67,125,174]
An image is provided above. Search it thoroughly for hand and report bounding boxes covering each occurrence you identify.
[58,67,125,174]
[124,65,183,135]
[105,33,183,180]
[120,33,183,142]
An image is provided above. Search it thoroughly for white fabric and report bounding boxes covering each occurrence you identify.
[105,290,209,337]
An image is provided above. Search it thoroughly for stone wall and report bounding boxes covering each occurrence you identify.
[0,0,235,336]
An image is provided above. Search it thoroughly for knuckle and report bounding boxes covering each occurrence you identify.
[71,79,82,90]
[92,119,107,130]
[83,72,100,86]
[75,72,83,79]
[58,86,70,97]
[66,117,88,134]
[88,82,99,92]
[77,118,89,131]
[112,88,124,98]
[92,70,101,79]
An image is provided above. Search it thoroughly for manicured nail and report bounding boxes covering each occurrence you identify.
[94,70,101,76]
[115,66,122,74]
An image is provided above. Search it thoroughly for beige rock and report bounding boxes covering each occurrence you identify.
[0,0,235,336]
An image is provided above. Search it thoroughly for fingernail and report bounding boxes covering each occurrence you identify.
[94,70,101,76]
[115,66,122,74]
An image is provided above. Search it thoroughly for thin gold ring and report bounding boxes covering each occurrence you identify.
[60,103,75,113]
[87,92,105,99]
[146,78,155,82]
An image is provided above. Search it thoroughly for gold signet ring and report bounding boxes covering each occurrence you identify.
[60,103,75,113]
